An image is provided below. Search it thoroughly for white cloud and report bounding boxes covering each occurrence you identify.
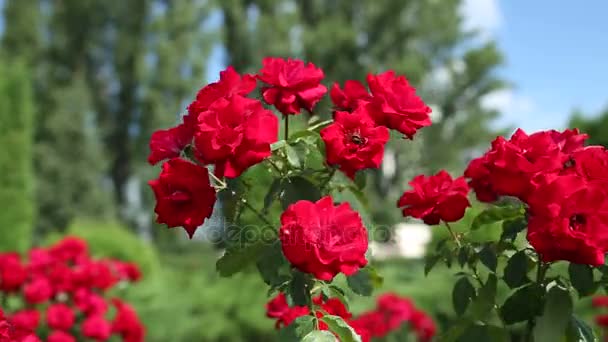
[482,89,534,114]
[460,0,502,37]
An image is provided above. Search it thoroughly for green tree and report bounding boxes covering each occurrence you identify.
[569,106,608,147]
[1,0,215,234]
[219,0,507,227]
[0,60,35,252]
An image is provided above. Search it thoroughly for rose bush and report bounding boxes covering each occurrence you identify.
[0,237,144,342]
[149,57,603,341]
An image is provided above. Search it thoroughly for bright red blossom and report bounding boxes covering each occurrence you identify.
[280,196,368,281]
[46,304,75,331]
[321,107,389,179]
[193,95,278,178]
[147,124,192,165]
[329,80,371,112]
[258,57,327,115]
[527,175,608,265]
[149,158,216,238]
[0,253,26,293]
[366,70,431,138]
[81,315,112,341]
[186,66,257,122]
[398,170,470,225]
[48,331,76,342]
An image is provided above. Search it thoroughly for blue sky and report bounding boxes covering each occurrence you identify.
[464,0,608,132]
[1,0,606,133]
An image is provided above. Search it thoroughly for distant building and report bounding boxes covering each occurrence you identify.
[370,222,431,260]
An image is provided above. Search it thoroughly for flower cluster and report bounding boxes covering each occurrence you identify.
[464,128,608,265]
[265,293,351,330]
[148,58,432,238]
[0,237,144,342]
[266,292,435,342]
[350,293,435,342]
[400,128,608,266]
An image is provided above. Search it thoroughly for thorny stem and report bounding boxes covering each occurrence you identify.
[241,199,274,228]
[209,171,227,189]
[444,222,461,248]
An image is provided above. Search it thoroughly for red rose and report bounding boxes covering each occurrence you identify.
[10,310,39,331]
[186,66,257,121]
[48,331,76,342]
[366,70,431,138]
[149,158,216,238]
[74,289,108,317]
[349,312,383,342]
[320,107,390,179]
[376,293,414,330]
[565,146,608,185]
[314,296,352,321]
[548,128,587,153]
[113,261,142,282]
[485,129,569,200]
[147,123,193,165]
[257,57,327,115]
[593,296,608,308]
[0,253,26,292]
[280,196,368,281]
[265,292,290,320]
[265,293,309,329]
[49,237,88,263]
[330,80,371,112]
[111,299,145,342]
[397,170,470,225]
[410,310,436,342]
[81,315,112,341]
[24,276,53,304]
[47,304,75,331]
[193,95,278,178]
[527,175,608,265]
[464,156,498,203]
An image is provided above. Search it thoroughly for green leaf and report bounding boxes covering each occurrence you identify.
[458,324,509,342]
[472,205,523,230]
[301,330,336,342]
[216,243,265,277]
[347,267,383,296]
[257,241,290,287]
[279,315,316,341]
[289,271,313,307]
[569,263,596,297]
[501,217,527,241]
[453,276,476,316]
[500,284,544,324]
[439,320,471,342]
[424,253,441,276]
[263,178,282,214]
[280,177,322,210]
[354,172,367,189]
[285,144,301,168]
[469,274,497,320]
[271,140,287,151]
[533,286,573,342]
[503,250,530,288]
[458,245,471,268]
[566,316,597,342]
[320,315,362,342]
[479,245,498,272]
[327,285,350,309]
